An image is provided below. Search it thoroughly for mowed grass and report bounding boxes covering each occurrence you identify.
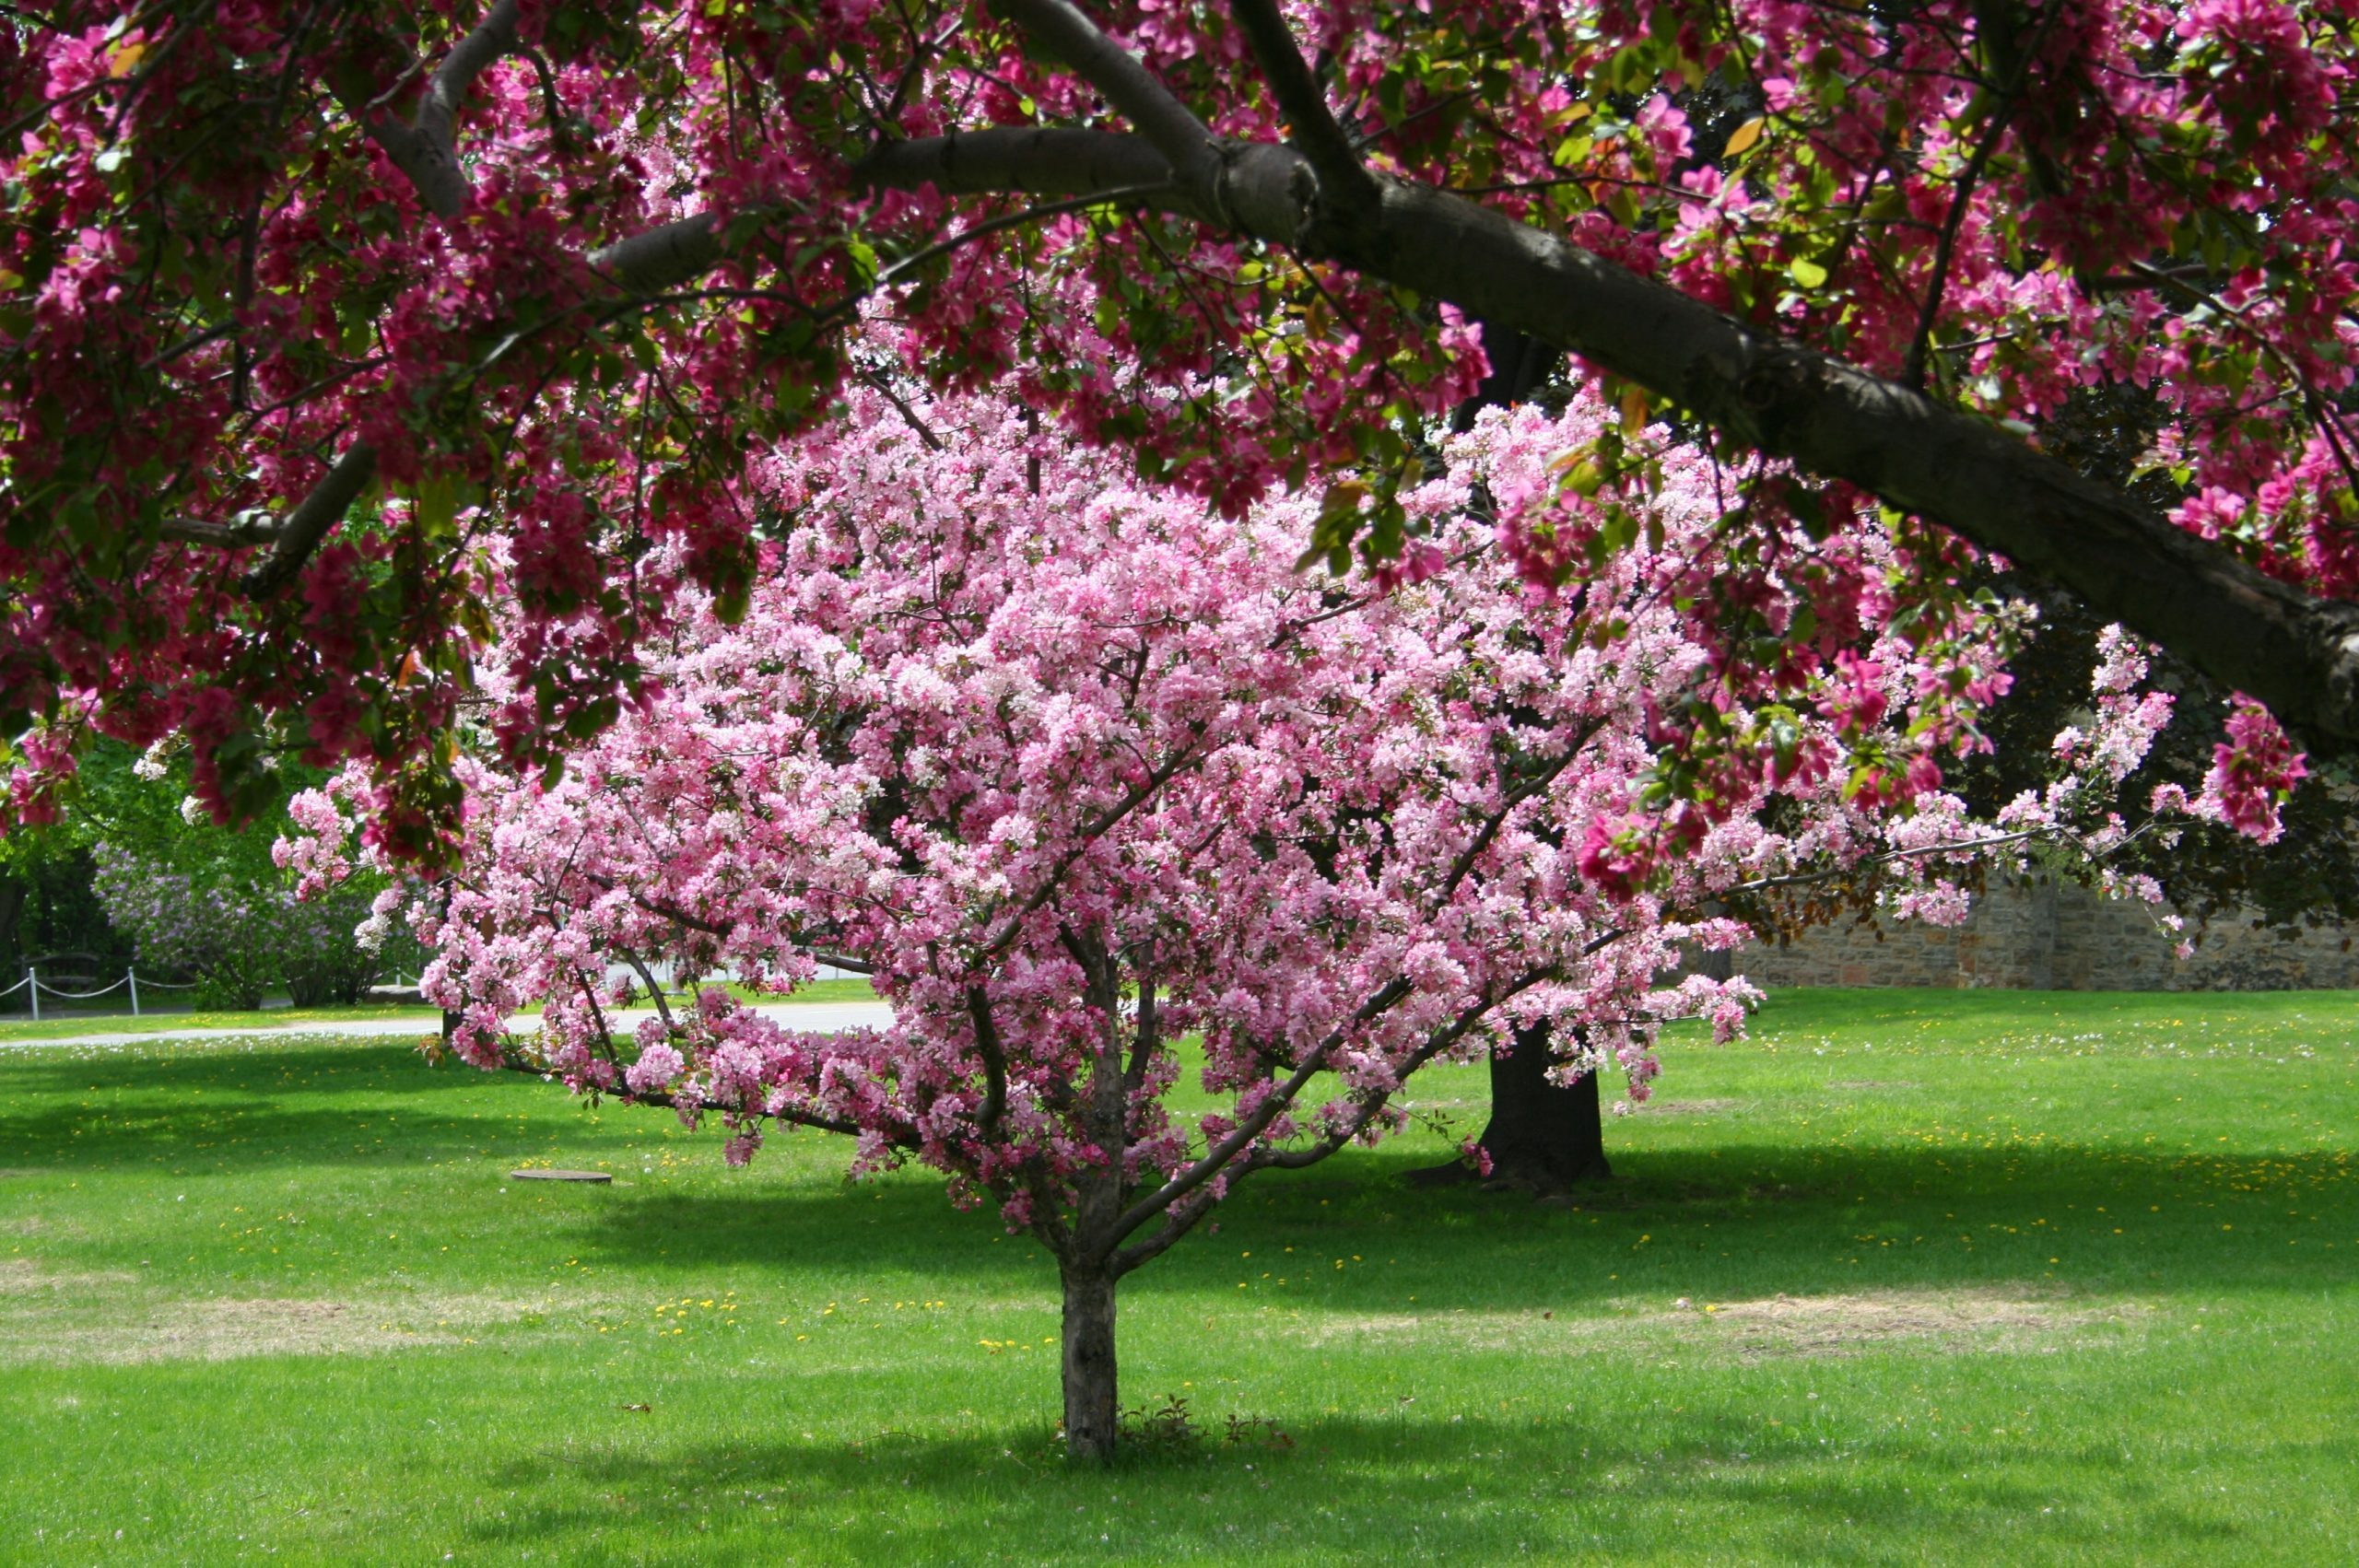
[2,989,2355,1565]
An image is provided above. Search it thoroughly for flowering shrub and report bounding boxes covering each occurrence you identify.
[72,740,410,1010]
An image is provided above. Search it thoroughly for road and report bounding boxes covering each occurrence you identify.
[0,1000,898,1051]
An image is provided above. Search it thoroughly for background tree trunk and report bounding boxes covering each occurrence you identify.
[1473,1023,1612,1188]
[0,879,25,978]
[1059,1260,1120,1463]
[1409,1021,1612,1193]
[1441,321,1623,1194]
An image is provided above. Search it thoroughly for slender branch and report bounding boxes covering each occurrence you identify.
[966,986,1009,1136]
[1438,719,1601,900]
[872,183,1177,293]
[1107,974,1412,1246]
[1724,818,2164,902]
[500,1054,876,1140]
[854,367,947,451]
[1901,95,2015,390]
[571,964,618,1056]
[1109,967,1554,1276]
[977,736,1205,957]
[577,872,875,979]
[239,440,379,598]
[1245,966,1557,1173]
[524,45,573,154]
[992,0,1218,181]
[616,948,677,1032]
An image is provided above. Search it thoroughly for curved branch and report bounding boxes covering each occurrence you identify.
[1226,0,1376,207]
[966,985,1009,1136]
[863,127,2359,754]
[334,0,523,217]
[992,0,1219,184]
[238,441,379,598]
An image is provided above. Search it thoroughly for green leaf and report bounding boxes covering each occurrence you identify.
[414,475,464,542]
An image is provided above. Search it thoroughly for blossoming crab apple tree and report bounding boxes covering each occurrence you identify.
[282,386,2025,1459]
[2,0,2349,848]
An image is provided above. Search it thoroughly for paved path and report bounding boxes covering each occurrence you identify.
[0,1000,898,1051]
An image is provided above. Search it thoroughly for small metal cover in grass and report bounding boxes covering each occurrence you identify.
[508,1169,612,1183]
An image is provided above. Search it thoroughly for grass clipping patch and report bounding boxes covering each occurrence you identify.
[0,1260,586,1366]
[1696,1287,2134,1359]
[1307,1286,2140,1362]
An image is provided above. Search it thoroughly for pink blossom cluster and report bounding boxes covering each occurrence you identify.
[284,385,2182,1286]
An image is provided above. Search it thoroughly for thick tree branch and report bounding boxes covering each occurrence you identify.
[333,0,522,217]
[966,985,1009,1136]
[858,127,1186,211]
[158,514,280,548]
[589,212,725,295]
[418,0,523,166]
[1343,179,2359,750]
[992,0,1219,183]
[1226,0,1377,208]
[861,128,2359,755]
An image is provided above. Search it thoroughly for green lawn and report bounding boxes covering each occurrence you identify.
[2,988,2354,1563]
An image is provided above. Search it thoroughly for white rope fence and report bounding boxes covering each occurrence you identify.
[2,967,202,1023]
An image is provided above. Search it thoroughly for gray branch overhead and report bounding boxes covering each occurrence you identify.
[861,123,2359,755]
[196,3,2359,748]
[333,0,524,219]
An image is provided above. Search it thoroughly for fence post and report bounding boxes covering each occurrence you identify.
[27,966,37,1024]
[129,968,141,1017]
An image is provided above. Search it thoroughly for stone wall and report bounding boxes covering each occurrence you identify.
[1725,878,2359,991]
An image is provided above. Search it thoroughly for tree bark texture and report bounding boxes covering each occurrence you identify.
[1404,1022,1611,1194]
[1060,1260,1120,1464]
[1475,1023,1612,1189]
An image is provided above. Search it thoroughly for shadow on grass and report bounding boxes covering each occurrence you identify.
[463,1409,2259,1562]
[557,1130,2358,1321]
[9,1032,2353,1313]
[0,1041,616,1174]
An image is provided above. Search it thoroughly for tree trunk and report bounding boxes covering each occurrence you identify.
[1475,1023,1611,1188]
[1408,1021,1611,1194]
[0,879,25,977]
[1060,1259,1120,1464]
